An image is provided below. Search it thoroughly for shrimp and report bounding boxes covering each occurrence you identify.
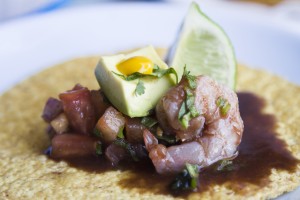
[144,129,205,174]
[146,75,244,174]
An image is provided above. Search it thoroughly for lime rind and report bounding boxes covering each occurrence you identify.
[167,2,237,90]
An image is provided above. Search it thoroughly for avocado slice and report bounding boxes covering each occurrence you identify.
[95,46,176,117]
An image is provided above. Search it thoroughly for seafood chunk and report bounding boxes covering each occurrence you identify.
[90,90,111,120]
[144,129,205,174]
[96,106,125,144]
[125,117,146,144]
[51,134,100,158]
[149,75,243,173]
[59,84,95,135]
[105,143,128,166]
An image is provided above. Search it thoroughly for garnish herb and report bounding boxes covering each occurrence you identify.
[93,128,102,138]
[112,71,144,81]
[152,64,179,84]
[141,117,177,144]
[155,134,177,144]
[216,97,231,116]
[114,127,138,161]
[143,118,177,144]
[215,160,235,172]
[95,141,103,156]
[114,138,139,162]
[178,98,187,119]
[183,66,197,89]
[186,163,198,178]
[141,116,158,128]
[113,65,178,83]
[135,80,145,96]
[117,126,125,139]
[112,64,178,96]
[178,67,200,129]
[170,163,199,192]
[185,89,198,117]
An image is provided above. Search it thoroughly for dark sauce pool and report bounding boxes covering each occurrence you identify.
[55,92,299,196]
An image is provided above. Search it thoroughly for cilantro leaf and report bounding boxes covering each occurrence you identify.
[114,138,139,162]
[183,66,197,89]
[114,127,138,161]
[178,100,187,120]
[117,126,125,139]
[155,134,177,144]
[170,163,199,192]
[216,97,231,116]
[215,160,235,172]
[186,163,199,178]
[112,65,178,83]
[185,88,199,118]
[180,112,192,129]
[135,80,145,96]
[95,141,103,156]
[178,87,200,129]
[93,128,102,138]
[112,65,178,96]
[141,117,158,128]
[112,71,146,81]
[152,64,178,84]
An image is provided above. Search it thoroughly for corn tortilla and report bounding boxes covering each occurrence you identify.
[0,49,299,199]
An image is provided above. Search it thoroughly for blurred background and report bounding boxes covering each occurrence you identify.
[1,0,300,22]
[0,0,299,94]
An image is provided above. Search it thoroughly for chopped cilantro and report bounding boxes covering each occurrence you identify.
[155,134,177,144]
[170,163,199,192]
[178,100,187,120]
[216,97,231,116]
[112,65,178,82]
[134,80,145,96]
[186,163,199,178]
[141,124,177,144]
[178,86,200,129]
[185,88,199,117]
[112,71,144,81]
[93,128,102,138]
[141,117,158,128]
[179,112,192,129]
[152,64,178,84]
[114,138,139,162]
[215,160,235,172]
[183,66,197,89]
[95,141,103,156]
[112,65,178,96]
[117,126,125,139]
[114,127,138,161]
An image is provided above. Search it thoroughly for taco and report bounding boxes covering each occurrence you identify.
[0,48,299,200]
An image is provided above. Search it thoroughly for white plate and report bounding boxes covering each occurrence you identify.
[0,0,68,21]
[0,1,300,94]
[0,1,299,199]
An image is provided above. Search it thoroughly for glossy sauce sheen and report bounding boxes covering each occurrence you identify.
[60,92,299,196]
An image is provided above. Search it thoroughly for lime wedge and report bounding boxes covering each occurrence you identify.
[167,2,237,89]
